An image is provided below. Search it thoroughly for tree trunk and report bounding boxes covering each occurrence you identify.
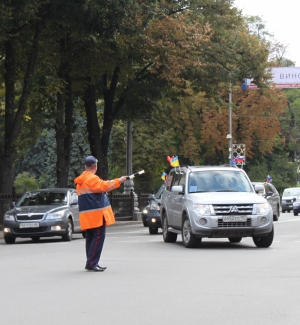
[83,68,127,180]
[0,21,43,224]
[83,83,108,179]
[55,46,74,188]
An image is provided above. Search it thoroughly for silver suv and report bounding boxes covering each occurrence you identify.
[160,166,274,248]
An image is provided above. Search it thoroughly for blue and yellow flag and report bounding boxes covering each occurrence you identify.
[161,172,167,180]
[170,156,179,167]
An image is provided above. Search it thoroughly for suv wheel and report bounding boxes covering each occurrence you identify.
[253,226,274,248]
[182,215,201,248]
[162,212,177,243]
[228,237,242,243]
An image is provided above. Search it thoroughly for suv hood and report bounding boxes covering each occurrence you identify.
[186,192,267,205]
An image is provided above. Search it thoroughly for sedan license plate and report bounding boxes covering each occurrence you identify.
[223,216,247,222]
[19,223,39,228]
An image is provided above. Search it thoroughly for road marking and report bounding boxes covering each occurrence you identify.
[277,218,300,223]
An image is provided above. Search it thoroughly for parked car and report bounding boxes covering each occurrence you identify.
[142,184,165,234]
[160,165,274,248]
[2,188,82,244]
[281,187,300,213]
[252,182,280,221]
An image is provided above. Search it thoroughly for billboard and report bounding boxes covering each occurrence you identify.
[246,67,300,89]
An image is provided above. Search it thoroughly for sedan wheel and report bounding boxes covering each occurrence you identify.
[4,236,15,244]
[149,227,158,235]
[62,219,73,241]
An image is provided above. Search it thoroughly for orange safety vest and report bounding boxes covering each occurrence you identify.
[74,171,122,230]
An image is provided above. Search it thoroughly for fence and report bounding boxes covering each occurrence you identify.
[0,190,153,225]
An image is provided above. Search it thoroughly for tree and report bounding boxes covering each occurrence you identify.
[81,0,271,179]
[0,0,49,221]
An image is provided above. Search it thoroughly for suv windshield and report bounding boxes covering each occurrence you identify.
[188,170,252,193]
[17,191,68,207]
[282,188,300,197]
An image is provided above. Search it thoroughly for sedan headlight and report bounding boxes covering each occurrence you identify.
[4,214,14,221]
[293,202,300,207]
[46,210,65,219]
[253,202,270,215]
[193,204,211,216]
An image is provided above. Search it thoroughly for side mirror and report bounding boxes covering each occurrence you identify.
[171,185,183,193]
[254,184,264,194]
[10,202,16,208]
[148,194,155,200]
[71,199,78,206]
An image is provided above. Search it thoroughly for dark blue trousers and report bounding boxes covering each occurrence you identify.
[85,225,106,268]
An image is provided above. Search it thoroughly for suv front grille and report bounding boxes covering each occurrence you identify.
[218,219,252,228]
[213,204,253,215]
[16,214,44,221]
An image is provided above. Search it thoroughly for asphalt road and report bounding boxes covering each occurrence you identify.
[1,213,300,325]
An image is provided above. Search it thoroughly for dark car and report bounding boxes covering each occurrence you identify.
[142,184,165,234]
[252,182,280,221]
[292,195,300,216]
[2,188,82,244]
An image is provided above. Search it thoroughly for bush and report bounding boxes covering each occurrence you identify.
[14,172,39,194]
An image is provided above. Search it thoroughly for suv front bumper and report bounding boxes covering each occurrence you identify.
[191,216,273,238]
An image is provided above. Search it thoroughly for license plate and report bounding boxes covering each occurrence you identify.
[19,223,39,228]
[223,216,247,222]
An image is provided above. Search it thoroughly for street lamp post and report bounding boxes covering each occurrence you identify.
[227,85,233,164]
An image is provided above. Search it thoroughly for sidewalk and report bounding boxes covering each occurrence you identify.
[0,221,142,240]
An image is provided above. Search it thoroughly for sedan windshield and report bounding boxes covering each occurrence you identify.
[17,191,68,207]
[188,170,253,193]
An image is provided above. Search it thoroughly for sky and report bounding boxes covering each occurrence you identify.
[233,0,300,67]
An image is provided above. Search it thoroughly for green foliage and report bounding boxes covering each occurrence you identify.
[15,108,90,188]
[13,172,39,194]
[247,152,298,194]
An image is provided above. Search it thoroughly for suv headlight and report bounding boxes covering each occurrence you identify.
[4,214,14,221]
[253,203,270,215]
[193,204,211,216]
[46,211,65,219]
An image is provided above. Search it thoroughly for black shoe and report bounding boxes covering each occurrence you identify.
[98,265,107,270]
[85,265,104,272]
[92,265,104,272]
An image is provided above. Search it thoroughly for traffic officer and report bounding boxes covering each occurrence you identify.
[74,156,127,272]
